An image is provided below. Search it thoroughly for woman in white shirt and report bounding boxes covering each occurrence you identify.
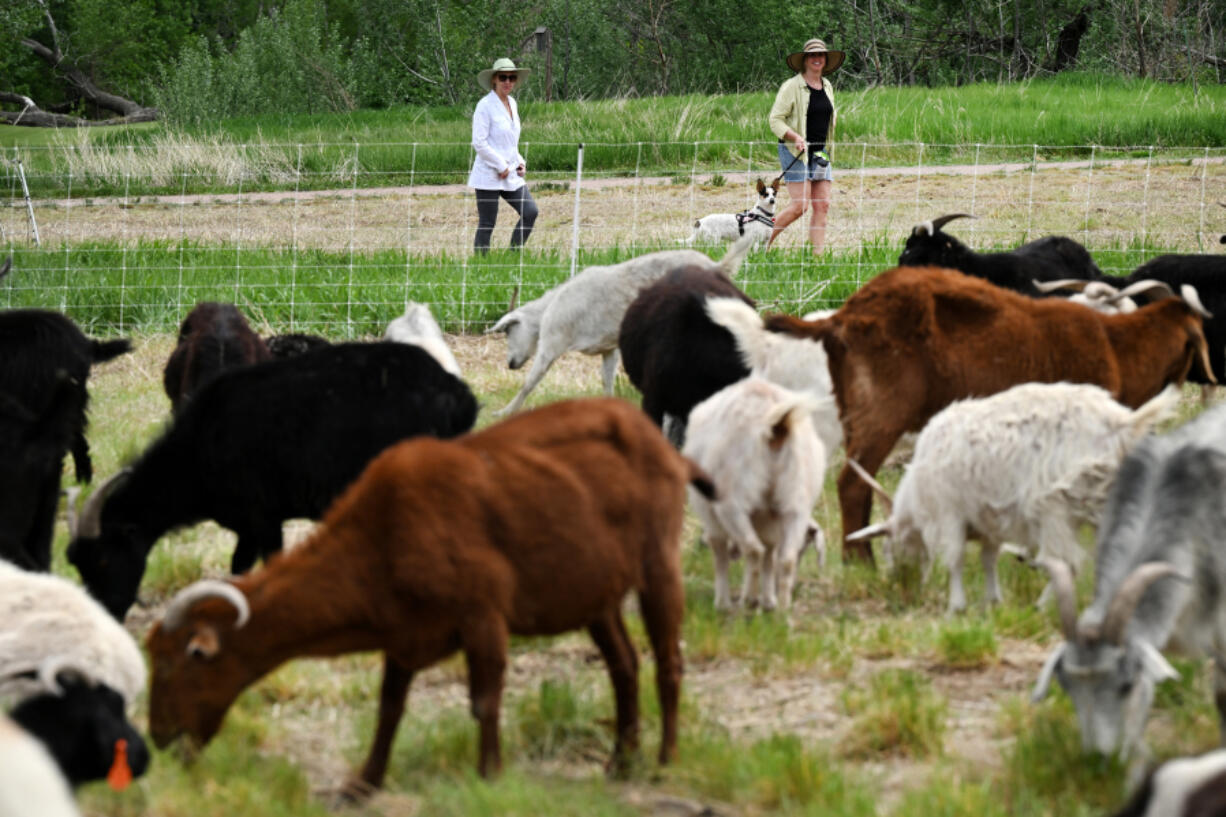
[468,58,539,253]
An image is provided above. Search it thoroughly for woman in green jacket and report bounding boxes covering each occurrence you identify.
[766,38,844,255]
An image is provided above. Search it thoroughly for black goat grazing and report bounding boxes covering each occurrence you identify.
[9,674,150,789]
[67,342,478,621]
[618,265,754,444]
[163,302,272,414]
[264,332,331,359]
[898,213,1102,296]
[0,309,131,571]
[1121,254,1226,386]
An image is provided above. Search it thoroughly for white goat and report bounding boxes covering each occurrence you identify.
[0,716,80,817]
[0,559,144,709]
[384,302,461,377]
[683,377,827,611]
[487,235,755,416]
[1034,278,1175,315]
[846,382,1180,613]
[703,297,841,456]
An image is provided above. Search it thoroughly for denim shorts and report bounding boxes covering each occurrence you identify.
[777,143,834,183]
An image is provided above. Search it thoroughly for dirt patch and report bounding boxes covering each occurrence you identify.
[6,159,1223,261]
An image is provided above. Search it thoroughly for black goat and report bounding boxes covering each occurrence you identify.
[9,675,150,789]
[618,265,754,444]
[264,332,331,359]
[67,342,478,620]
[0,309,130,570]
[163,302,272,414]
[898,213,1102,296]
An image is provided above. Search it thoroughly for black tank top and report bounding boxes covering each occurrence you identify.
[806,86,832,156]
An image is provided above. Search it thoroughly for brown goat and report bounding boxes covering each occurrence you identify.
[163,302,271,414]
[145,397,711,798]
[765,265,1213,563]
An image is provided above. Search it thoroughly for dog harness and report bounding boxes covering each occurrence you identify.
[736,211,776,235]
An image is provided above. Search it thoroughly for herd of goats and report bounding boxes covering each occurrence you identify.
[2,211,1226,816]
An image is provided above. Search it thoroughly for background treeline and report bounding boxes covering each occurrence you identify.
[1,0,1224,127]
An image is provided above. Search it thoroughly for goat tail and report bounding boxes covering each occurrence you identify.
[717,232,756,278]
[91,338,133,363]
[686,459,717,501]
[762,312,834,343]
[1130,383,1181,435]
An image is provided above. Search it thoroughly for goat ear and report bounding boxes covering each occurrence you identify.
[1031,643,1066,702]
[186,626,221,660]
[1136,641,1179,684]
[486,314,518,335]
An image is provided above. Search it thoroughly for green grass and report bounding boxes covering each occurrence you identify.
[840,669,948,759]
[3,72,1223,198]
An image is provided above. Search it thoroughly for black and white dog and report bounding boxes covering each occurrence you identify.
[682,178,779,247]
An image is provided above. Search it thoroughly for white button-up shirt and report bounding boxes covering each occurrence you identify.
[467,91,526,192]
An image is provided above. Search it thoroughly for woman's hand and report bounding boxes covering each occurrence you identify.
[516,163,526,177]
[498,167,511,180]
[792,134,806,154]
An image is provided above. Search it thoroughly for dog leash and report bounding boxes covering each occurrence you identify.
[771,146,830,186]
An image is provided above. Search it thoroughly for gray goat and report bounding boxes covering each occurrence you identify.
[1033,400,1226,774]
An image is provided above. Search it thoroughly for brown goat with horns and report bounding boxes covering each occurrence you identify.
[145,397,711,799]
[765,264,1214,563]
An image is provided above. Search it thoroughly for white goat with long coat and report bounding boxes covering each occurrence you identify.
[848,382,1179,613]
[487,235,754,416]
[683,377,827,611]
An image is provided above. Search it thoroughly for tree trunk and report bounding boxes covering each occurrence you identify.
[1049,6,1092,72]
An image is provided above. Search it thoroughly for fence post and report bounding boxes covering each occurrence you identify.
[570,142,584,277]
[16,159,40,247]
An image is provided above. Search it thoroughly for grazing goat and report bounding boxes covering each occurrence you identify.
[264,332,330,359]
[163,302,271,414]
[68,342,478,621]
[705,297,842,456]
[618,265,755,444]
[846,383,1179,613]
[0,715,80,817]
[0,309,131,570]
[145,398,710,798]
[1032,400,1226,778]
[899,213,1102,296]
[764,265,1213,563]
[487,235,754,416]
[0,560,148,788]
[683,377,827,611]
[384,302,461,376]
[1107,749,1226,817]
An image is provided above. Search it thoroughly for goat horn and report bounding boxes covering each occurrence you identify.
[1033,557,1080,643]
[1100,561,1184,645]
[1034,278,1092,294]
[507,284,520,312]
[1111,279,1173,303]
[846,459,893,515]
[1180,284,1213,320]
[917,210,970,234]
[70,468,131,540]
[161,580,251,632]
[36,655,96,696]
[846,522,890,542]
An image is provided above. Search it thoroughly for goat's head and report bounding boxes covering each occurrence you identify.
[486,303,539,370]
[65,471,147,622]
[844,460,924,569]
[898,213,974,267]
[147,580,252,751]
[10,667,150,788]
[1031,558,1183,759]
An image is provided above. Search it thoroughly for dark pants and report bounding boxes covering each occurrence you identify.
[474,186,539,253]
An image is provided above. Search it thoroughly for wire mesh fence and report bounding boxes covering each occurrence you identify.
[2,140,1224,335]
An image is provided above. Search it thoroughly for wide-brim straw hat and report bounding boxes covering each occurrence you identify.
[477,58,532,91]
[786,39,845,74]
